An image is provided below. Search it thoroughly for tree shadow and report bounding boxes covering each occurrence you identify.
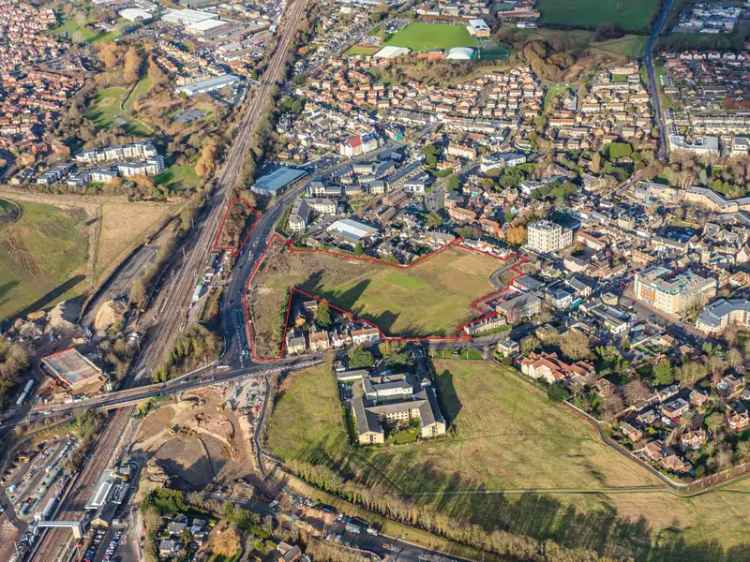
[11,275,86,321]
[0,280,19,307]
[435,369,462,424]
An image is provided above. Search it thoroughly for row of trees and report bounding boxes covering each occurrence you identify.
[0,337,30,410]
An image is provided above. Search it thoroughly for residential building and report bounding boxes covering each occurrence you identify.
[634,266,717,315]
[288,198,312,233]
[696,298,750,334]
[527,220,573,253]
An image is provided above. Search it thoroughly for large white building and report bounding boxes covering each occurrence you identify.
[527,220,572,253]
[696,299,750,334]
[635,266,717,315]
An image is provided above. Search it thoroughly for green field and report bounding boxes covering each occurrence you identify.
[53,16,126,44]
[0,199,89,321]
[538,0,660,33]
[593,34,648,58]
[252,247,499,349]
[269,359,750,560]
[385,23,479,52]
[86,86,154,135]
[154,163,201,192]
[345,45,380,57]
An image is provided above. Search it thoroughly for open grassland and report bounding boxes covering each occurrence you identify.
[95,201,174,278]
[385,23,479,52]
[249,246,499,355]
[268,359,750,560]
[593,35,648,58]
[86,86,154,135]
[154,163,201,192]
[538,0,660,33]
[0,199,89,320]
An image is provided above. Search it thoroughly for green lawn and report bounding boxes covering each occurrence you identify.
[154,164,201,192]
[0,199,89,321]
[385,23,478,52]
[269,359,750,560]
[345,45,380,57]
[300,248,498,336]
[53,16,126,44]
[86,86,154,135]
[538,0,660,33]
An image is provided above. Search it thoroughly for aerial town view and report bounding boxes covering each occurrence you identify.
[4,0,750,561]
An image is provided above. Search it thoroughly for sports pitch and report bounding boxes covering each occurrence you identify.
[384,23,479,52]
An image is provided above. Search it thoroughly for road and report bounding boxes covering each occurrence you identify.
[17,356,322,422]
[644,0,675,162]
[28,3,308,560]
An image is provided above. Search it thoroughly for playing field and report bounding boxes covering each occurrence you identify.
[0,199,89,321]
[249,246,500,355]
[538,0,660,33]
[385,23,479,52]
[268,359,750,559]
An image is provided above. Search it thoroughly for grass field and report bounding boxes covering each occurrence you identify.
[95,201,173,278]
[593,35,648,58]
[345,45,380,57]
[53,16,125,44]
[250,247,499,355]
[538,0,660,33]
[86,86,154,135]
[269,359,750,559]
[385,23,478,52]
[154,164,201,192]
[0,199,89,321]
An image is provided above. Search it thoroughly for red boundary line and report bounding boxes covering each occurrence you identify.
[241,234,529,362]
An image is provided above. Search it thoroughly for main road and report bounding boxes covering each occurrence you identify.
[643,0,675,162]
[29,1,308,560]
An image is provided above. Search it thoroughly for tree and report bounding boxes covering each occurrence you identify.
[727,347,743,370]
[623,379,650,406]
[590,151,602,174]
[426,211,443,229]
[547,382,569,402]
[147,55,167,86]
[707,355,728,381]
[195,140,219,178]
[520,335,539,354]
[559,329,592,361]
[97,42,120,70]
[677,360,707,385]
[446,174,461,192]
[129,278,146,308]
[349,346,374,369]
[505,225,526,246]
[652,358,673,386]
[354,242,365,256]
[315,300,331,328]
[123,46,143,83]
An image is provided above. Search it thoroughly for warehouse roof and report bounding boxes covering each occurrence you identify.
[327,218,379,242]
[252,167,308,194]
